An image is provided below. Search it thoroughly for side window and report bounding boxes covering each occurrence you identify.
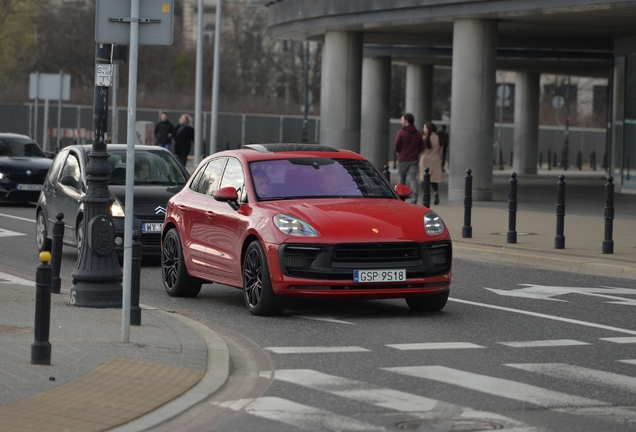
[47,149,68,183]
[219,158,245,201]
[189,162,208,193]
[190,158,226,195]
[60,152,81,184]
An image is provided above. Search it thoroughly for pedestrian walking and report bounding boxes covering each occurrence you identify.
[154,112,175,151]
[438,124,449,172]
[174,114,194,168]
[394,113,423,204]
[419,121,444,205]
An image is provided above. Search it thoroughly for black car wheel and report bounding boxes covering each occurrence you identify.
[35,211,52,252]
[162,228,202,297]
[405,290,449,312]
[243,241,285,316]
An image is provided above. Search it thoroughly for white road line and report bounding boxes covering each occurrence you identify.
[265,346,370,354]
[387,342,485,350]
[0,271,34,286]
[0,213,35,223]
[216,396,385,431]
[618,360,636,365]
[600,337,636,344]
[0,228,27,238]
[499,339,590,348]
[273,369,539,431]
[449,298,636,335]
[383,365,604,408]
[506,363,636,393]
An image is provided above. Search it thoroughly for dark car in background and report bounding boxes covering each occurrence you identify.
[0,133,53,204]
[35,144,190,256]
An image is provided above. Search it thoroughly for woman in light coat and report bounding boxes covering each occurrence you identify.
[418,122,443,205]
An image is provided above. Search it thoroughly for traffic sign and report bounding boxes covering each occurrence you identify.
[552,95,565,109]
[95,0,174,46]
[95,64,113,87]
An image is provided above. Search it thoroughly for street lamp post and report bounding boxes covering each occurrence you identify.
[69,43,123,308]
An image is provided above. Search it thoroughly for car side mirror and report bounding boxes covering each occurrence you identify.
[46,151,56,159]
[213,186,240,210]
[59,175,78,189]
[394,184,413,201]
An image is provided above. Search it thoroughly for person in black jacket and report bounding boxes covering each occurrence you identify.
[154,112,175,151]
[174,114,194,167]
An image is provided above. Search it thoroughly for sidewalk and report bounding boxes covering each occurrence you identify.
[0,275,229,432]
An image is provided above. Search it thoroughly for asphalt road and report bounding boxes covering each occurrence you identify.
[2,204,636,431]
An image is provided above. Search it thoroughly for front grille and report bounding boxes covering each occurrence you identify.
[429,244,449,265]
[333,243,420,263]
[283,246,322,268]
[140,233,161,248]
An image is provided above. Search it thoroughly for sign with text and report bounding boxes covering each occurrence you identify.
[95,0,174,46]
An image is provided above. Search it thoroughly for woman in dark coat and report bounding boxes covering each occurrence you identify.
[174,114,194,167]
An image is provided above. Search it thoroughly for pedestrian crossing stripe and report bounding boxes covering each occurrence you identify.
[499,339,590,348]
[264,346,369,354]
[601,337,636,344]
[387,342,485,350]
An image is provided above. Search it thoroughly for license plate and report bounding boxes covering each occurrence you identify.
[17,184,42,191]
[353,269,406,283]
[142,222,163,233]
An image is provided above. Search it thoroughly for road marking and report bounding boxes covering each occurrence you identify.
[449,298,636,335]
[600,337,636,344]
[499,339,590,348]
[618,360,636,365]
[0,228,27,238]
[0,213,35,223]
[273,369,538,431]
[506,363,636,393]
[216,396,385,431]
[387,342,485,350]
[0,270,34,286]
[265,346,370,354]
[485,284,636,306]
[383,365,604,408]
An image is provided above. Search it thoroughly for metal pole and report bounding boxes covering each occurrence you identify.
[31,252,52,365]
[548,149,552,170]
[112,62,119,143]
[422,167,431,208]
[56,70,63,152]
[50,213,65,294]
[130,231,142,326]
[564,76,570,170]
[209,0,223,155]
[462,169,473,238]
[554,175,566,249]
[34,71,39,140]
[302,41,309,143]
[507,172,517,244]
[42,99,49,152]
[194,0,204,166]
[122,0,141,342]
[602,176,614,254]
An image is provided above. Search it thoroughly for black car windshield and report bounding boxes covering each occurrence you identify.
[107,150,188,185]
[249,157,394,201]
[0,138,47,158]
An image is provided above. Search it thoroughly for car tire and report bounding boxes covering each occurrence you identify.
[162,228,202,297]
[243,241,285,316]
[405,290,449,312]
[35,211,52,252]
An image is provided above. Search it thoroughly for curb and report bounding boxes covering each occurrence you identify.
[111,310,230,432]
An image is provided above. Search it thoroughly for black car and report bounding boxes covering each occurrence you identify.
[0,133,53,203]
[35,144,190,256]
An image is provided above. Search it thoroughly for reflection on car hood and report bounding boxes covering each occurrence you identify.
[260,198,432,241]
[110,184,185,217]
[0,157,52,174]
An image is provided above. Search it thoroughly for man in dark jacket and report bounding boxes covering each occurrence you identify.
[174,114,195,167]
[154,112,175,151]
[394,113,423,204]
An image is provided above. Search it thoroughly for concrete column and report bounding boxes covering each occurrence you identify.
[320,31,363,152]
[405,64,434,129]
[448,19,498,201]
[361,56,391,169]
[513,72,540,174]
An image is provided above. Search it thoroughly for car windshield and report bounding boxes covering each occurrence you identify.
[249,157,395,201]
[0,138,47,158]
[107,150,188,185]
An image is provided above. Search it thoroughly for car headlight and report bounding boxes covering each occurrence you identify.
[111,199,125,217]
[274,214,319,237]
[424,212,445,235]
[0,173,4,179]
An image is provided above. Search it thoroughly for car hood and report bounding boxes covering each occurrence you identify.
[258,198,446,243]
[110,184,185,217]
[0,157,52,174]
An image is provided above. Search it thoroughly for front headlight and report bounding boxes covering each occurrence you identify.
[111,199,125,217]
[0,173,4,179]
[274,214,319,237]
[424,212,445,235]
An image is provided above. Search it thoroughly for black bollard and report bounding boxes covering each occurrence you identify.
[225,140,229,150]
[498,148,504,170]
[539,152,543,169]
[507,172,517,244]
[591,150,597,171]
[555,175,566,249]
[50,213,65,294]
[130,231,142,326]
[462,169,473,238]
[548,149,552,171]
[31,252,53,365]
[393,152,397,170]
[382,164,391,184]
[553,152,558,169]
[422,167,431,208]
[602,176,614,254]
[577,150,582,170]
[510,150,514,167]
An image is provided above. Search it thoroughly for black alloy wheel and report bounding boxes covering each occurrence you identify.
[162,228,202,297]
[35,211,52,252]
[243,241,285,316]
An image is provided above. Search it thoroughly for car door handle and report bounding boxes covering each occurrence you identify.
[178,205,188,212]
[205,211,215,219]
